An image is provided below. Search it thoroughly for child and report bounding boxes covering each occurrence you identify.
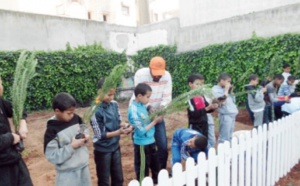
[281,93,300,116]
[278,75,296,96]
[44,92,91,186]
[264,74,285,121]
[244,74,266,127]
[187,74,218,149]
[171,128,207,165]
[91,78,133,186]
[212,73,238,144]
[127,83,163,184]
[282,63,299,90]
[0,77,33,186]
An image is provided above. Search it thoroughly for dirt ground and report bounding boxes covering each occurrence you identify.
[21,102,299,186]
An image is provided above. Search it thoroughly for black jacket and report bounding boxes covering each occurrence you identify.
[0,98,26,166]
[187,96,213,138]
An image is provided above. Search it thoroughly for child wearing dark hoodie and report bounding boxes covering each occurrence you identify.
[0,76,33,186]
[245,74,266,127]
[44,92,91,186]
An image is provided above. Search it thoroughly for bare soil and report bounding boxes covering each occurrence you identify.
[21,103,299,185]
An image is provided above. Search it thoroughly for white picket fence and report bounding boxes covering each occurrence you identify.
[128,111,300,186]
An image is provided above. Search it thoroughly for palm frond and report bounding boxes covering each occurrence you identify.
[12,51,37,131]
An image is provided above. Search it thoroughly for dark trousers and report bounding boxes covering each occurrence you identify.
[134,143,160,184]
[263,105,273,124]
[0,159,33,186]
[274,105,283,120]
[154,119,168,169]
[94,148,124,186]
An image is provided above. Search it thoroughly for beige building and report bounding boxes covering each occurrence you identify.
[179,0,300,27]
[0,0,137,26]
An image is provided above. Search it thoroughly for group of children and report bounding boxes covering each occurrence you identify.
[1,59,299,186]
[245,63,300,127]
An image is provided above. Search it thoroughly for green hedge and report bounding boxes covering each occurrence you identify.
[0,50,126,110]
[132,34,300,104]
[1,33,300,111]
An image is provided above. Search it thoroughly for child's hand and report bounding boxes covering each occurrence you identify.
[84,134,90,143]
[123,125,134,135]
[211,103,219,109]
[154,116,163,124]
[147,105,155,114]
[225,83,231,90]
[71,137,85,149]
[12,133,21,145]
[18,120,28,139]
[261,87,267,93]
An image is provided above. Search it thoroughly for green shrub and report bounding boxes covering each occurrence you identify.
[132,34,300,104]
[0,49,126,111]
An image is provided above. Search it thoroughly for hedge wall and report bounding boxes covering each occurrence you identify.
[0,50,127,110]
[1,33,300,111]
[132,34,300,104]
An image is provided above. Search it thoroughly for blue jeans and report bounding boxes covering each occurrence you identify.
[154,119,168,169]
[218,114,236,143]
[171,134,181,166]
[207,123,215,149]
[207,114,215,149]
[94,148,123,186]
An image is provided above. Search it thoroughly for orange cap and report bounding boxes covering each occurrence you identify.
[149,56,166,76]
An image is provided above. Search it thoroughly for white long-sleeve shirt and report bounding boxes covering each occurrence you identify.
[130,68,172,108]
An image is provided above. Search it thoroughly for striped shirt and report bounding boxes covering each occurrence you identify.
[130,68,172,108]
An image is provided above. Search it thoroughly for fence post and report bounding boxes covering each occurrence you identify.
[186,157,196,186]
[197,152,207,186]
[141,177,153,186]
[128,180,140,186]
[158,169,169,186]
[172,163,183,186]
[257,126,263,186]
[208,148,217,186]
[217,143,225,186]
[262,124,268,186]
[266,122,273,186]
[271,121,278,185]
[231,137,238,186]
[251,128,258,186]
[238,134,245,186]
[245,131,251,186]
[224,141,231,186]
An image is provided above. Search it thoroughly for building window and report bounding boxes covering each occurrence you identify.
[103,14,107,22]
[122,5,129,15]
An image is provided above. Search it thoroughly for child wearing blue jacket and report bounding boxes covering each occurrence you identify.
[171,128,207,165]
[128,83,163,184]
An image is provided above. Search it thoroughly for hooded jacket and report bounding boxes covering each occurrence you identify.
[245,85,265,112]
[44,114,89,172]
[0,98,25,166]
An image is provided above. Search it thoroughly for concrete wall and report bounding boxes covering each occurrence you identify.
[1,3,300,54]
[178,3,300,52]
[179,0,300,27]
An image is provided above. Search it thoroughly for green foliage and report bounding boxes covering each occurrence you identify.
[82,64,128,124]
[133,33,300,104]
[150,85,214,120]
[0,47,126,111]
[12,51,37,130]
